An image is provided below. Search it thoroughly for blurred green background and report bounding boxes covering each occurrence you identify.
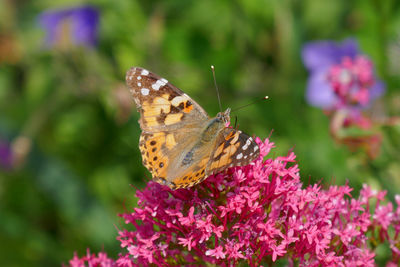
[1,0,400,266]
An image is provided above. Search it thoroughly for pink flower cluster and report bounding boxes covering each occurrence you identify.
[302,39,387,136]
[328,55,376,108]
[326,55,382,130]
[68,249,115,267]
[69,138,400,266]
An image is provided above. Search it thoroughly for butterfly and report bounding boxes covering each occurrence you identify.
[126,67,260,189]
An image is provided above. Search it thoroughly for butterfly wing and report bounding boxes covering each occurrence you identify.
[126,67,209,132]
[127,67,212,188]
[138,127,213,189]
[154,127,260,189]
[206,128,260,176]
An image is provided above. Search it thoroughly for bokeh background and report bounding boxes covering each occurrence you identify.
[1,0,400,266]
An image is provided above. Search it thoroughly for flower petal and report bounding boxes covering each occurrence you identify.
[302,39,359,72]
[306,69,337,108]
[369,80,385,101]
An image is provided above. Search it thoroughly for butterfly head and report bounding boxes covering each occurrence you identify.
[216,108,231,125]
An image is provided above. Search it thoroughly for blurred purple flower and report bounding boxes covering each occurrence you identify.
[0,140,12,169]
[38,5,99,48]
[302,39,385,109]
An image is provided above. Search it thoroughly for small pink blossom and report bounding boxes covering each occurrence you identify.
[374,203,394,230]
[205,246,226,259]
[178,206,196,226]
[178,236,196,251]
[225,240,245,260]
[271,243,286,262]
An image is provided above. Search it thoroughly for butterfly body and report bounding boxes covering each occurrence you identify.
[126,67,259,189]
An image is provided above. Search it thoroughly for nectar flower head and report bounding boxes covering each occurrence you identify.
[69,136,400,266]
[301,39,385,110]
[38,5,99,49]
[66,136,400,267]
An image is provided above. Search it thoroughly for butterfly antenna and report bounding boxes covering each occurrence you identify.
[211,65,223,112]
[231,96,269,113]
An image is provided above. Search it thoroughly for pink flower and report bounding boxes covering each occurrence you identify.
[224,240,245,260]
[178,236,196,251]
[301,39,392,159]
[302,39,385,110]
[270,243,287,262]
[178,206,196,226]
[68,136,400,266]
[374,203,394,230]
[68,249,115,267]
[205,246,226,259]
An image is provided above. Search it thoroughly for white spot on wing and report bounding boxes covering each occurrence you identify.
[137,82,142,87]
[236,153,243,159]
[254,146,259,152]
[242,138,252,150]
[171,96,188,106]
[141,88,149,95]
[141,69,149,75]
[151,79,168,91]
[137,76,142,80]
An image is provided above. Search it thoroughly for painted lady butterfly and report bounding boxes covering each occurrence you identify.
[126,67,259,189]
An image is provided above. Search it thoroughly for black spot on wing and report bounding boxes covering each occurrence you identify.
[181,150,194,166]
[156,112,167,124]
[170,105,181,114]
